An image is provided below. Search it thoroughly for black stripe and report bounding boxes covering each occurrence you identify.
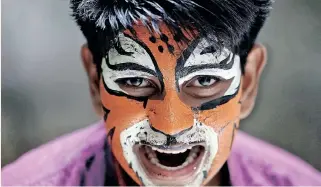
[219,51,235,68]
[195,86,240,111]
[102,107,110,121]
[103,136,119,186]
[85,155,96,171]
[143,99,148,108]
[102,33,165,108]
[107,127,116,141]
[176,53,235,79]
[102,77,149,104]
[175,37,202,91]
[165,136,177,146]
[140,124,196,148]
[79,172,86,186]
[220,162,232,186]
[114,39,134,56]
[105,60,158,78]
[200,45,217,55]
[175,38,236,91]
[149,122,194,138]
[123,33,165,93]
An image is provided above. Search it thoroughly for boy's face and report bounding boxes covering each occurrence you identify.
[82,24,266,186]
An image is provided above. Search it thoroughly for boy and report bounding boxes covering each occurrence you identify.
[2,0,321,185]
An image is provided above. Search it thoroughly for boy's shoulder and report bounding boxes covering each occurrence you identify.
[229,130,321,186]
[1,120,108,186]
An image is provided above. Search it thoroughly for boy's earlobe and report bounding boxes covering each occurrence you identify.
[81,44,104,117]
[240,44,267,119]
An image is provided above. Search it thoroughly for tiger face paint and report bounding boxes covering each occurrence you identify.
[100,25,242,186]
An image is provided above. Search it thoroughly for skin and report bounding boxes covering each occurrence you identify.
[81,24,267,185]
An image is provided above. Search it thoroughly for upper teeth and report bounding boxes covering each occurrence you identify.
[145,146,202,171]
[150,146,191,154]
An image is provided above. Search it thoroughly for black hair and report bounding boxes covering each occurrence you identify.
[70,0,272,74]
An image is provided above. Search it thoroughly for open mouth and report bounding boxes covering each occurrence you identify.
[135,144,206,184]
[120,120,219,186]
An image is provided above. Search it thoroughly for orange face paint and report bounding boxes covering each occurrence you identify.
[100,24,242,186]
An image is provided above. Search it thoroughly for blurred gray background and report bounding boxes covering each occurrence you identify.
[1,0,321,171]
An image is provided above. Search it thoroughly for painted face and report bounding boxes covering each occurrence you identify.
[100,25,242,186]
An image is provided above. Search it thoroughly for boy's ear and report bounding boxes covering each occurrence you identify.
[240,44,267,119]
[81,44,103,117]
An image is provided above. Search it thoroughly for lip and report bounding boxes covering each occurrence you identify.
[140,141,206,150]
[134,144,207,185]
[119,119,219,186]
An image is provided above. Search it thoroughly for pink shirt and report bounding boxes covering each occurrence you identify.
[2,120,321,186]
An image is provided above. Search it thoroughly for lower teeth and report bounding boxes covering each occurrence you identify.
[146,146,201,171]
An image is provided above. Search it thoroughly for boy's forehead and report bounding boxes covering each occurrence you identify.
[122,24,196,56]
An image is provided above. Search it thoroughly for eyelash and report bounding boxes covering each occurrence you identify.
[185,75,221,87]
[116,76,221,88]
[115,77,157,88]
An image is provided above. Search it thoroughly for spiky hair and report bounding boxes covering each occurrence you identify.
[70,0,272,73]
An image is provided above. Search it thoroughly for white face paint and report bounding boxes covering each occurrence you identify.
[102,35,241,186]
[183,39,231,67]
[178,39,241,96]
[120,119,219,186]
[108,34,156,71]
[101,34,157,94]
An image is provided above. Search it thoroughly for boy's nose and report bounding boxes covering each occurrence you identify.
[146,90,194,135]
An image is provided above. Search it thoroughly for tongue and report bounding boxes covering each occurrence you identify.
[156,150,191,167]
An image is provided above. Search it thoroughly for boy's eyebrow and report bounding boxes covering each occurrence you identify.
[108,34,160,72]
[176,53,235,78]
[105,61,158,77]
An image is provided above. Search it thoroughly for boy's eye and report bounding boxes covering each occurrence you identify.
[186,76,219,88]
[182,76,222,98]
[115,77,158,97]
[123,78,150,87]
[188,76,217,87]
